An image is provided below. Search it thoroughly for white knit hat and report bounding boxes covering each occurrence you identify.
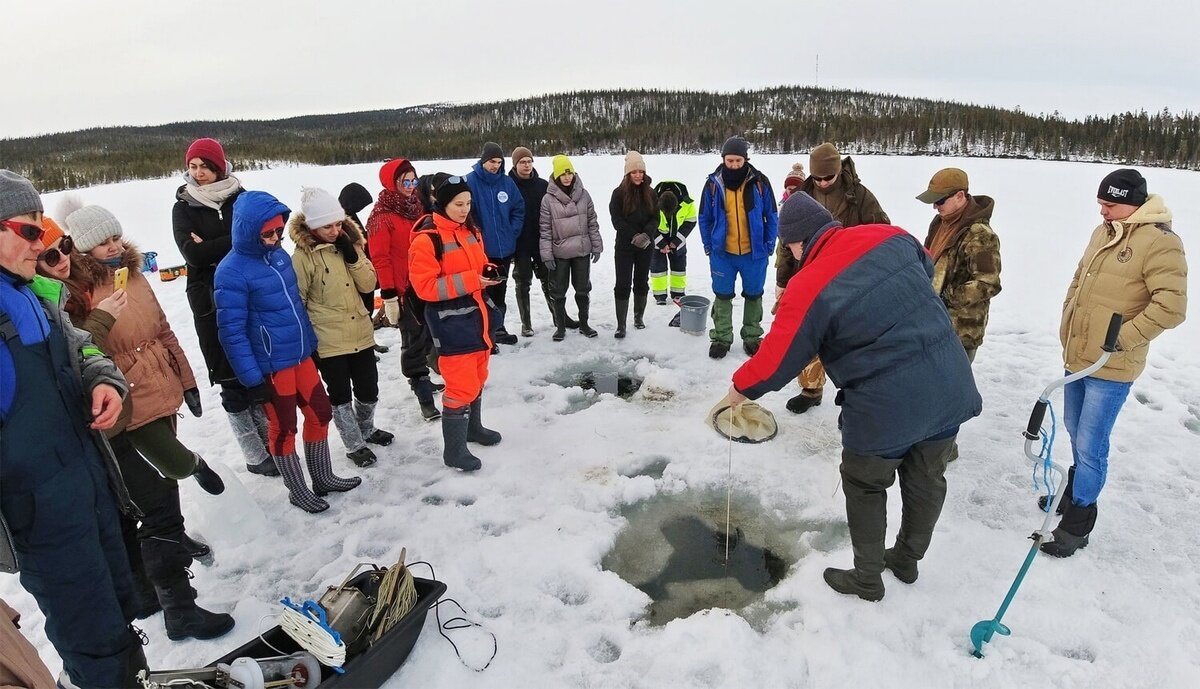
[66,205,123,252]
[300,187,344,229]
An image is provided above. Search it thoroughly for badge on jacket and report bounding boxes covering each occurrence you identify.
[497,191,509,203]
[1117,247,1133,263]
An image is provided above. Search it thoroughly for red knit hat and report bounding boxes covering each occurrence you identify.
[185,138,227,175]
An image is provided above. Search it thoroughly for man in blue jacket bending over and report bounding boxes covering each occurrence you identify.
[466,141,525,345]
[724,192,982,601]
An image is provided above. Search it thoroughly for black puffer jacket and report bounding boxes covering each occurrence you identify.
[510,168,549,260]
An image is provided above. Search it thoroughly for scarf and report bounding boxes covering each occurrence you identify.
[720,164,749,191]
[182,174,242,211]
[374,188,423,221]
[928,200,971,261]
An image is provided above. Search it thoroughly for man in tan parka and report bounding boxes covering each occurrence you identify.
[1042,169,1187,558]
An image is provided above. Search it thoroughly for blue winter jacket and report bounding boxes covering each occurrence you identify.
[698,164,778,261]
[466,161,525,258]
[214,191,317,388]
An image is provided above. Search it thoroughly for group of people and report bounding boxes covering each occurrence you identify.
[0,130,1188,685]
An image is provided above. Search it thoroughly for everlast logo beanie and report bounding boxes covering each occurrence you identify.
[1097,168,1148,206]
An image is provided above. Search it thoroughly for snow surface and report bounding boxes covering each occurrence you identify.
[4,154,1199,688]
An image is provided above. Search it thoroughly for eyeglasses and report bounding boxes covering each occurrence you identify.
[934,192,959,206]
[812,174,837,183]
[516,158,534,165]
[38,236,74,267]
[260,227,284,240]
[0,219,46,243]
[401,179,419,189]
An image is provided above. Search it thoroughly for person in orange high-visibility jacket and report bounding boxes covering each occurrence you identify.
[408,176,503,471]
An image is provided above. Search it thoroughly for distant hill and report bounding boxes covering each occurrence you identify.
[3,85,1197,192]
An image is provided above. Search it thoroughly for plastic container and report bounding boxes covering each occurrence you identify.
[677,295,711,335]
[211,575,446,688]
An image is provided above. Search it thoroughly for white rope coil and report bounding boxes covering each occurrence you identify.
[279,602,346,669]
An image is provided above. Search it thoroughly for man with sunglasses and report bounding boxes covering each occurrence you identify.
[774,142,890,414]
[0,170,149,687]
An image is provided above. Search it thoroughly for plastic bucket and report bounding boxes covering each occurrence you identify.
[677,295,710,335]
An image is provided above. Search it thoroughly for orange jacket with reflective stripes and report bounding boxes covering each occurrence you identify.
[408,213,494,354]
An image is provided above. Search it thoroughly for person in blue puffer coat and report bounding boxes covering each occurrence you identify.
[214,191,360,513]
[465,141,525,344]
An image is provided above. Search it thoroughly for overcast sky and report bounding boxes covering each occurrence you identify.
[4,0,1198,139]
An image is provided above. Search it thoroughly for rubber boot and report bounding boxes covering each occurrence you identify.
[467,397,502,445]
[552,299,568,341]
[273,452,329,513]
[883,547,918,584]
[305,439,361,497]
[516,287,534,337]
[1038,466,1075,515]
[191,457,225,495]
[412,377,442,420]
[331,402,376,467]
[1040,501,1097,558]
[442,406,482,471]
[143,537,233,641]
[614,298,629,339]
[229,408,277,476]
[576,293,598,338]
[355,400,394,446]
[786,391,823,414]
[633,293,647,329]
[541,282,558,331]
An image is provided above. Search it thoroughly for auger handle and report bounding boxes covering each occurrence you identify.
[1024,400,1048,441]
[1101,313,1123,353]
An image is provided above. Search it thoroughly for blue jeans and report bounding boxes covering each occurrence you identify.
[1062,374,1132,506]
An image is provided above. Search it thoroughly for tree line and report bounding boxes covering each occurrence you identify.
[3,85,1196,192]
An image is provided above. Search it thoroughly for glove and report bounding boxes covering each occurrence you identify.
[334,232,358,264]
[183,387,203,417]
[247,380,274,406]
[631,233,652,250]
[544,259,557,272]
[384,296,400,325]
[591,252,601,264]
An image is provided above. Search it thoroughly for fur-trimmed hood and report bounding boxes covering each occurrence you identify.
[287,212,366,253]
[67,240,144,294]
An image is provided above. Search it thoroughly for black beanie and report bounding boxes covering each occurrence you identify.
[777,192,840,247]
[480,142,505,164]
[338,182,373,215]
[1097,168,1148,206]
[721,136,749,159]
[435,175,471,211]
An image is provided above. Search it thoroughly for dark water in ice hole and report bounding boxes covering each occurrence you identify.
[542,359,646,413]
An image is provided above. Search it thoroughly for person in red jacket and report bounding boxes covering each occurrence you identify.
[408,177,503,471]
[366,158,442,420]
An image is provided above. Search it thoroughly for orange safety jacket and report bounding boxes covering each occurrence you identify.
[408,213,496,355]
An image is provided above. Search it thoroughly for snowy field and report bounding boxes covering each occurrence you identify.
[4,154,1199,688]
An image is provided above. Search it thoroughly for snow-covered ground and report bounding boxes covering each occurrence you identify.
[5,154,1198,688]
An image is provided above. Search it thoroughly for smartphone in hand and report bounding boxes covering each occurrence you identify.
[481,263,503,281]
[113,266,129,291]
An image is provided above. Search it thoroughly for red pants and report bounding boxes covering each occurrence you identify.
[440,350,490,410]
[263,358,332,456]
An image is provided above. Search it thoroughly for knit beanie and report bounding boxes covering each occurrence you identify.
[338,182,373,215]
[435,175,472,211]
[40,217,65,247]
[511,146,534,166]
[810,143,841,178]
[777,192,840,247]
[551,155,575,180]
[783,163,807,189]
[1097,168,1148,206]
[185,138,227,175]
[300,187,345,228]
[66,205,123,252]
[0,169,43,220]
[721,136,750,159]
[624,151,647,175]
[479,141,505,164]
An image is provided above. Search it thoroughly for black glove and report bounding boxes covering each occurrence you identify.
[591,252,602,264]
[334,232,358,264]
[544,259,557,272]
[247,380,274,406]
[183,387,203,417]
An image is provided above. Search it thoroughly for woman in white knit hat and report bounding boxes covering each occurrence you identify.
[288,187,392,468]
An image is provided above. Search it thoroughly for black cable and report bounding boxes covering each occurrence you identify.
[408,561,498,672]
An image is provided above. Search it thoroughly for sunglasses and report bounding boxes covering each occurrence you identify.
[260,227,284,240]
[444,175,463,185]
[812,174,837,183]
[38,236,75,267]
[0,219,46,243]
[934,192,959,206]
[400,179,419,189]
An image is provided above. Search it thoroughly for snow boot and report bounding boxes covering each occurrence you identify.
[516,288,534,337]
[822,567,885,602]
[655,294,668,306]
[576,294,598,338]
[786,391,823,414]
[412,377,442,420]
[467,397,502,445]
[883,547,919,584]
[229,408,277,476]
[614,299,629,339]
[181,532,212,563]
[273,452,329,513]
[552,299,568,341]
[743,339,761,356]
[331,403,375,467]
[494,329,519,345]
[1038,466,1075,515]
[709,341,730,359]
[190,457,225,495]
[441,407,482,471]
[1040,501,1097,558]
[633,293,647,329]
[305,439,361,497]
[354,400,394,446]
[155,578,235,641]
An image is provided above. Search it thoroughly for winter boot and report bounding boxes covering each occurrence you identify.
[155,578,235,641]
[552,299,568,341]
[273,452,329,513]
[883,547,919,584]
[743,339,761,356]
[786,391,823,414]
[1040,501,1097,558]
[576,294,598,338]
[709,341,730,359]
[331,403,376,467]
[467,397,502,445]
[633,293,647,329]
[354,400,394,446]
[614,298,629,339]
[709,296,734,357]
[229,408,277,476]
[412,377,442,421]
[516,288,534,337]
[305,439,361,497]
[441,406,482,471]
[822,567,886,602]
[494,329,519,345]
[1038,466,1075,515]
[181,532,213,564]
[191,457,225,495]
[655,294,668,306]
